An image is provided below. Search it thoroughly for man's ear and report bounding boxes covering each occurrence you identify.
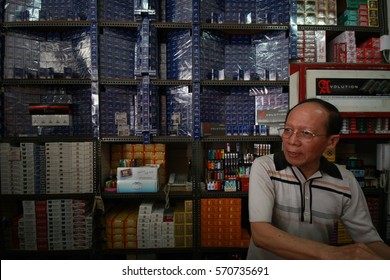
[327,135,340,149]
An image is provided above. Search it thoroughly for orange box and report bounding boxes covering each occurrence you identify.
[201,212,218,220]
[203,205,219,212]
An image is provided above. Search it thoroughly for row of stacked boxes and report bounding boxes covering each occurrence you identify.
[338,0,380,27]
[3,0,292,24]
[201,198,250,248]
[105,200,192,249]
[328,32,383,64]
[296,30,384,64]
[0,142,94,195]
[12,199,93,251]
[3,86,93,137]
[108,143,167,188]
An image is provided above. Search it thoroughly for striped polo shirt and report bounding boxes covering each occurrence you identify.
[247,151,382,260]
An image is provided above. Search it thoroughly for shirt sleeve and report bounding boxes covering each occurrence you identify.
[339,167,383,243]
[248,155,276,223]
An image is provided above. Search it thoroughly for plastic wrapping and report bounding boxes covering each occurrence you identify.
[296,0,337,25]
[134,0,159,21]
[98,0,135,21]
[252,87,289,135]
[200,87,256,136]
[100,86,137,137]
[200,86,288,136]
[166,0,193,22]
[167,30,192,80]
[225,35,256,80]
[166,86,193,137]
[4,0,91,21]
[99,28,136,79]
[253,31,290,81]
[3,85,93,137]
[134,18,158,77]
[200,30,289,81]
[200,0,290,24]
[200,31,227,80]
[4,29,92,79]
[135,83,160,136]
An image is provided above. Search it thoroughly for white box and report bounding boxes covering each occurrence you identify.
[117,166,160,193]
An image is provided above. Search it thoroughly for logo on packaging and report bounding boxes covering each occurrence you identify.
[317,79,332,94]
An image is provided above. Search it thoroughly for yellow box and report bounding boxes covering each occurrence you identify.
[155,144,166,152]
[154,152,166,160]
[133,151,144,160]
[185,235,193,247]
[144,151,154,160]
[144,144,155,152]
[106,227,124,235]
[185,212,192,223]
[123,144,133,152]
[125,241,137,249]
[175,236,185,247]
[185,224,192,235]
[133,144,144,152]
[124,234,137,242]
[175,224,185,235]
[123,151,134,159]
[184,200,192,212]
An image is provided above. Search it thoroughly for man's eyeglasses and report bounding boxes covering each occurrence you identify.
[278,128,328,142]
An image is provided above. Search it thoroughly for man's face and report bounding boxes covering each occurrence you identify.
[282,102,338,178]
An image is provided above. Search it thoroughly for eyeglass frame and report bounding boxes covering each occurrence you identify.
[277,127,329,141]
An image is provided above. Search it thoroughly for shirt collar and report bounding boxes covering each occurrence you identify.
[274,151,343,180]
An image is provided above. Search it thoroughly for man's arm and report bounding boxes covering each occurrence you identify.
[250,222,384,260]
[366,241,390,259]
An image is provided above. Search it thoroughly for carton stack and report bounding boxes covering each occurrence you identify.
[174,200,193,248]
[356,37,382,64]
[149,204,165,248]
[105,206,138,249]
[109,143,166,184]
[20,143,44,194]
[296,30,327,63]
[368,0,379,27]
[336,220,353,245]
[296,0,337,25]
[15,199,92,251]
[45,142,94,194]
[161,207,175,248]
[18,201,39,250]
[201,198,249,248]
[47,199,93,250]
[104,201,183,249]
[327,31,356,63]
[137,199,155,248]
[0,143,22,194]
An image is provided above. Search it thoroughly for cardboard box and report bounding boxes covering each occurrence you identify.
[117,165,160,193]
